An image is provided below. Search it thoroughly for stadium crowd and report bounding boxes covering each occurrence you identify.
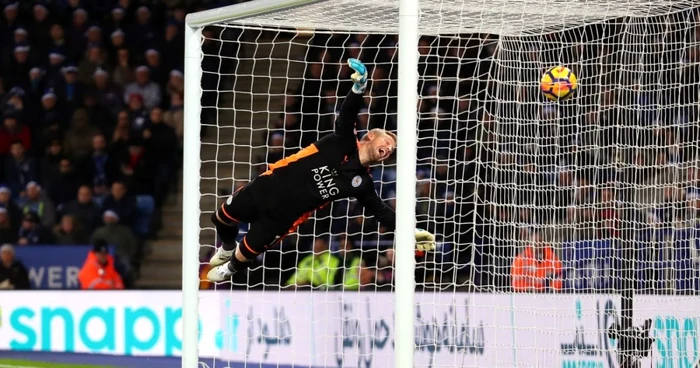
[0,0,219,289]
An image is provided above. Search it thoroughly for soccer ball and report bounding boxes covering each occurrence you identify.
[540,66,577,101]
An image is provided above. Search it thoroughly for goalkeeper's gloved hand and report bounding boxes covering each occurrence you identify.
[347,58,367,94]
[415,228,436,251]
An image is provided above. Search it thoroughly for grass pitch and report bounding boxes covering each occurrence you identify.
[0,359,113,368]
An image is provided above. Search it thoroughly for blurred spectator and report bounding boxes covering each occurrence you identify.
[17,182,56,228]
[87,133,119,185]
[123,66,161,110]
[162,22,184,72]
[59,185,102,234]
[0,244,29,290]
[4,140,37,196]
[63,108,99,163]
[0,186,20,233]
[333,235,373,290]
[511,232,563,292]
[78,240,124,290]
[126,94,149,135]
[112,47,134,87]
[31,4,51,52]
[68,8,89,57]
[4,45,32,90]
[0,113,31,156]
[119,139,154,195]
[48,24,69,66]
[40,139,64,184]
[57,66,85,112]
[128,6,158,54]
[101,182,136,226]
[145,49,167,86]
[37,91,65,143]
[91,210,138,275]
[27,67,47,102]
[163,90,183,142]
[0,208,16,244]
[142,108,177,205]
[92,178,109,207]
[109,29,127,59]
[165,69,183,102]
[54,214,88,245]
[90,68,123,119]
[285,238,339,288]
[78,46,109,85]
[17,211,54,245]
[46,158,81,207]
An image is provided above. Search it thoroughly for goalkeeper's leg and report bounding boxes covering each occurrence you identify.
[208,186,258,266]
[207,217,291,282]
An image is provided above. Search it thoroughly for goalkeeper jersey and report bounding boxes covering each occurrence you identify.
[259,91,396,231]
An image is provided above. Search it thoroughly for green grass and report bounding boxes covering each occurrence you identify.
[0,359,114,368]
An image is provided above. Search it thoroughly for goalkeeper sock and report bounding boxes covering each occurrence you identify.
[211,212,240,251]
[227,256,250,273]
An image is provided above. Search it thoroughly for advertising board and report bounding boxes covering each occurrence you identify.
[0,291,698,368]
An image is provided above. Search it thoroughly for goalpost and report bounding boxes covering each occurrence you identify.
[184,1,700,367]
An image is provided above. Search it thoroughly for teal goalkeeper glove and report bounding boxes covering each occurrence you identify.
[348,58,367,93]
[415,229,436,251]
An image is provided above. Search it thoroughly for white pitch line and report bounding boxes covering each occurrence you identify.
[0,365,44,368]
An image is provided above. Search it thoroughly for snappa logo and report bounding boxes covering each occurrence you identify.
[7,305,187,355]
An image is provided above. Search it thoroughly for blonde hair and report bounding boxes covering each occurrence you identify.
[361,128,397,147]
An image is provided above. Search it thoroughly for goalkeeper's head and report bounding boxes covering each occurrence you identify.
[359,128,397,165]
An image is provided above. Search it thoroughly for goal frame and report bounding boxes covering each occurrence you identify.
[183,1,419,367]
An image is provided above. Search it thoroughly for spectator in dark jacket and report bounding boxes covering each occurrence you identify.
[17,211,54,245]
[0,114,31,156]
[143,108,177,205]
[40,139,64,184]
[120,139,154,195]
[53,214,88,245]
[90,68,123,119]
[63,108,99,164]
[4,140,37,196]
[0,244,30,290]
[91,210,138,268]
[87,133,119,184]
[37,91,66,144]
[127,6,158,54]
[46,158,82,207]
[0,186,21,233]
[0,208,16,244]
[101,181,136,226]
[59,185,101,234]
[4,45,32,90]
[57,65,85,113]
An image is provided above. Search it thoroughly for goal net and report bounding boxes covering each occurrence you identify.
[187,0,700,367]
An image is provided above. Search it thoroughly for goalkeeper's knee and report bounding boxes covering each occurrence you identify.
[211,212,239,246]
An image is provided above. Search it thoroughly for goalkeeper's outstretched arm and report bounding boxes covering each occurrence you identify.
[334,58,368,138]
[356,190,436,251]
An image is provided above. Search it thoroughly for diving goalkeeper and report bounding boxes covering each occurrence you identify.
[207,58,435,282]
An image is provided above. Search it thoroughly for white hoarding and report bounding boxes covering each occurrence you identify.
[0,291,698,368]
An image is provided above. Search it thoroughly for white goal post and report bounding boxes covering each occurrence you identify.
[184,1,420,366]
[183,1,700,368]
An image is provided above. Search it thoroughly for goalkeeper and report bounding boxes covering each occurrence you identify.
[207,58,435,282]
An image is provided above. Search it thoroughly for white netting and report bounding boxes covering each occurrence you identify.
[192,1,700,367]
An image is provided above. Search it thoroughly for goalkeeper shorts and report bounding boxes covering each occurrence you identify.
[219,177,304,255]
